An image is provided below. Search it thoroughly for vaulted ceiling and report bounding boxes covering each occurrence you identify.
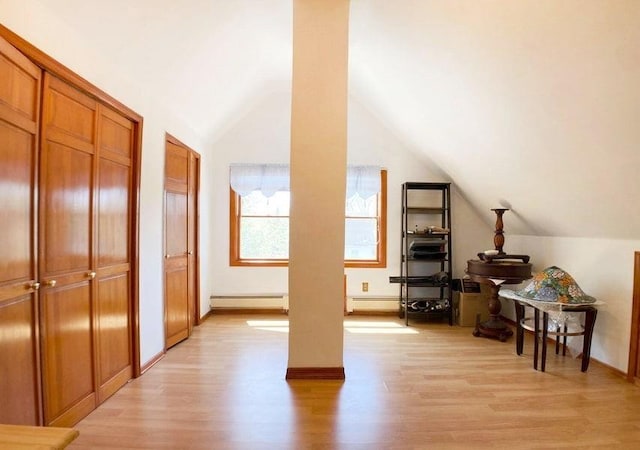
[28,0,640,240]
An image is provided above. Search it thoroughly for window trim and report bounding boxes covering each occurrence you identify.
[230,169,387,268]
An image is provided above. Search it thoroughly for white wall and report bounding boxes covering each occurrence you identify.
[207,91,291,299]
[505,235,640,372]
[0,1,211,366]
[207,91,491,304]
[350,0,640,240]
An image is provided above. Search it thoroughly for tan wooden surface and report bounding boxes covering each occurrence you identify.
[71,314,640,449]
[0,424,78,449]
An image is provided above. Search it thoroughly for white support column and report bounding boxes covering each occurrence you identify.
[287,0,350,379]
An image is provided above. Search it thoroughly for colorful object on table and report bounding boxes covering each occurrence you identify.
[516,266,596,304]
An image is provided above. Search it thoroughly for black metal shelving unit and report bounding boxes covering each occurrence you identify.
[390,182,453,325]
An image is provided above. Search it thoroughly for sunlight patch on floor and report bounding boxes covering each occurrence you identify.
[343,320,419,334]
[246,320,290,333]
[246,319,419,334]
[246,320,290,327]
[345,327,419,334]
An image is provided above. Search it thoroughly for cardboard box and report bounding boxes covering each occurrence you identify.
[455,285,490,326]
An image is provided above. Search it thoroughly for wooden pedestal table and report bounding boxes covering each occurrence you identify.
[469,278,512,341]
[467,254,532,342]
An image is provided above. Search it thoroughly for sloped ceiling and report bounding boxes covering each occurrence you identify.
[36,0,293,141]
[30,0,640,239]
[349,0,640,239]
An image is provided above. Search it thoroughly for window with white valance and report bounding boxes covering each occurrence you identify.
[229,164,387,267]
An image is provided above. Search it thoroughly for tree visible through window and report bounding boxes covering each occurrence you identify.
[238,191,289,260]
[230,170,386,267]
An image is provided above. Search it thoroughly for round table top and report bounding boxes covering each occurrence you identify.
[467,257,532,284]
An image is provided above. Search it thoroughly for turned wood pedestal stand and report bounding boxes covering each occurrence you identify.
[471,279,513,341]
[466,208,532,342]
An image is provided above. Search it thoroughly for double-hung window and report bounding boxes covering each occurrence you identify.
[229,165,386,268]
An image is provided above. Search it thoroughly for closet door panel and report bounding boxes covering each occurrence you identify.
[40,73,97,426]
[41,141,92,273]
[0,125,37,424]
[0,40,39,131]
[0,297,39,425]
[0,36,41,425]
[0,122,33,280]
[41,75,95,277]
[45,83,95,147]
[95,105,133,402]
[97,158,130,266]
[100,107,133,160]
[95,273,131,402]
[40,283,94,425]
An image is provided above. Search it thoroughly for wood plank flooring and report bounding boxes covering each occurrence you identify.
[70,314,640,449]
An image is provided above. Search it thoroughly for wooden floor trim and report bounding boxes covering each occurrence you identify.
[139,350,165,376]
[286,367,346,380]
[198,308,215,324]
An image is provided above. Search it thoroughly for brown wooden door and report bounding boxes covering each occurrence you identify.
[94,105,134,403]
[0,36,42,425]
[39,74,98,426]
[164,135,199,349]
[164,140,189,348]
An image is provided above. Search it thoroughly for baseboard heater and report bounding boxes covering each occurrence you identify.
[209,294,289,311]
[346,296,398,313]
[209,294,398,313]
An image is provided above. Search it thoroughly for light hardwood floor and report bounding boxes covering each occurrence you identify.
[71,314,640,449]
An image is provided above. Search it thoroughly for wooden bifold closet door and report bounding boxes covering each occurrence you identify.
[0,29,138,426]
[39,73,135,426]
[0,34,42,426]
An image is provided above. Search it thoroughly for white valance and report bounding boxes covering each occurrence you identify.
[345,165,381,199]
[229,163,290,197]
[230,164,381,199]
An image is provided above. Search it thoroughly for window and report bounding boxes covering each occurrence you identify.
[230,168,387,268]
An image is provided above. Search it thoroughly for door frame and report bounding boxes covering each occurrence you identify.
[191,152,202,325]
[0,24,144,377]
[627,251,640,384]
